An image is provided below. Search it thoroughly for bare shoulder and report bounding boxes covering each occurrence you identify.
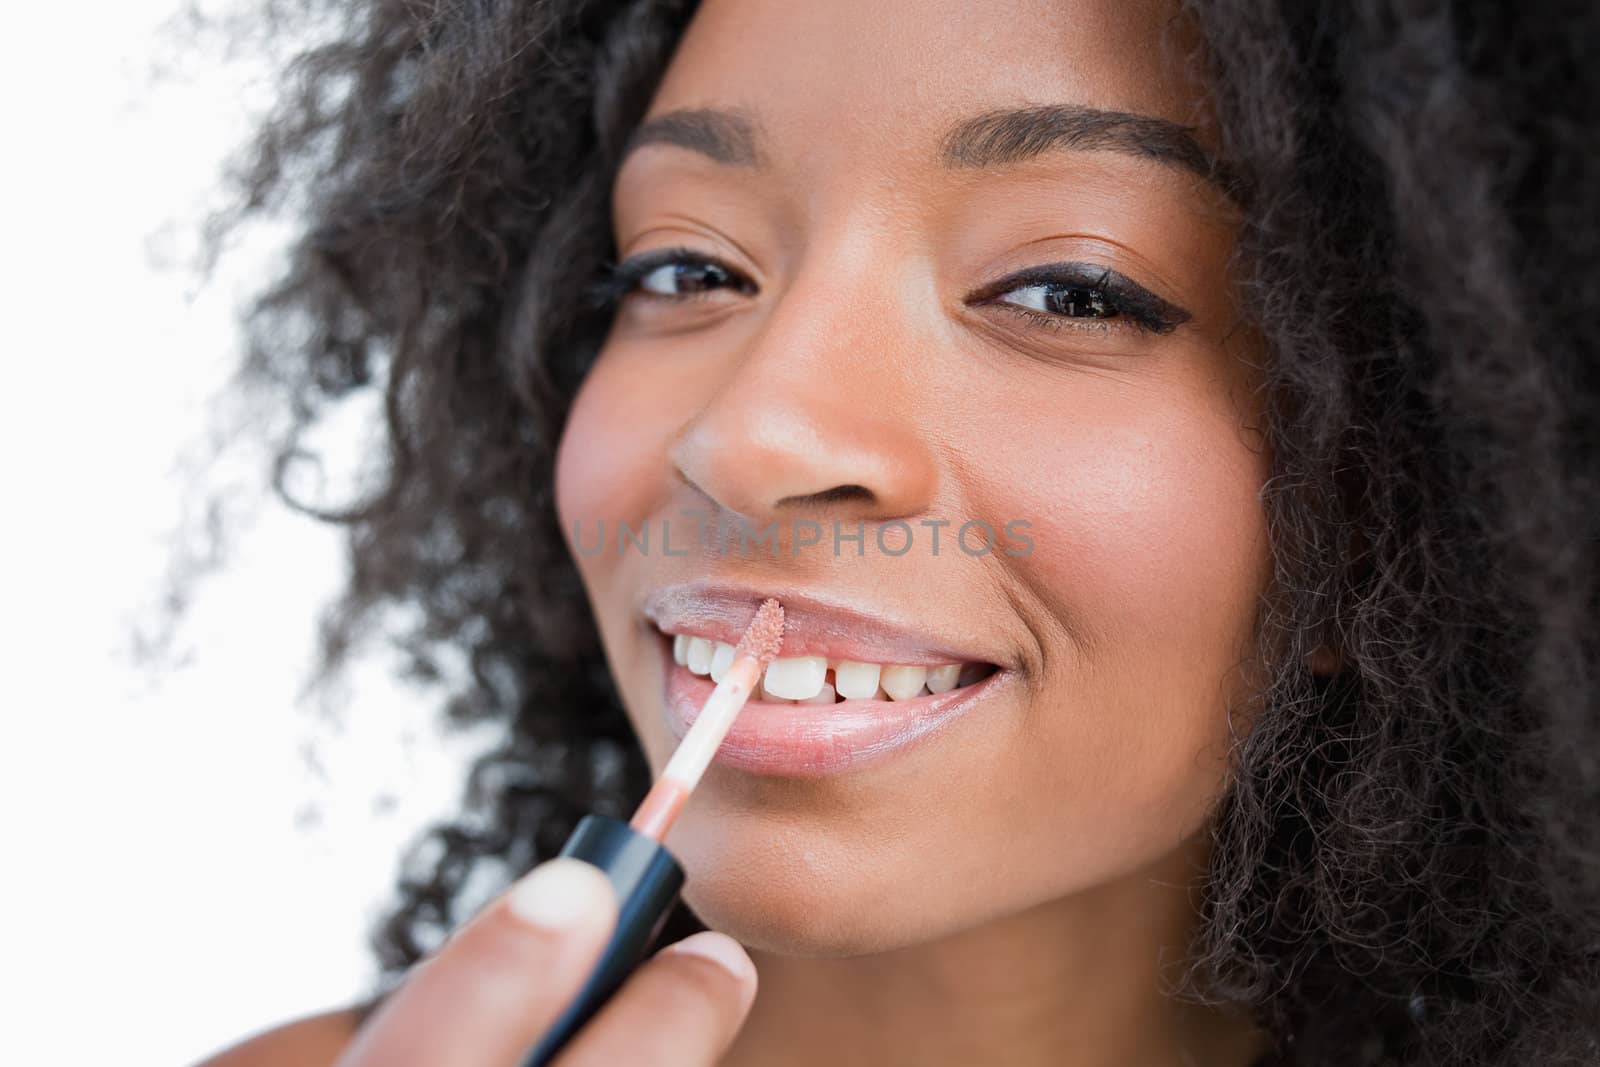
[191,1005,368,1067]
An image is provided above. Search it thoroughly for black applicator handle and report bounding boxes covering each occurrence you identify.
[518,814,686,1067]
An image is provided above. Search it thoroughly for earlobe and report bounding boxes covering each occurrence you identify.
[1307,643,1345,677]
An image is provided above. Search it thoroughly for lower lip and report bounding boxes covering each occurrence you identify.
[656,636,1005,777]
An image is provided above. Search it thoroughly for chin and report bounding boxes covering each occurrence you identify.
[680,864,925,958]
[665,809,938,957]
[663,804,1049,958]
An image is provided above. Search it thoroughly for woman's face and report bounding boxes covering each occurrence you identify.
[555,0,1271,954]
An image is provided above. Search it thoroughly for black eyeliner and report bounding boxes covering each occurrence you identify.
[968,261,1192,334]
[588,250,1192,336]
[583,246,751,310]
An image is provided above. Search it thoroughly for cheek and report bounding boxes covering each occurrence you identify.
[986,375,1271,829]
[554,347,696,768]
[1020,422,1269,661]
[553,350,676,563]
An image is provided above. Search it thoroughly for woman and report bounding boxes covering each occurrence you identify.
[196,0,1600,1064]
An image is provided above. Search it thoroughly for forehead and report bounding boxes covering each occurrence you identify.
[644,0,1217,163]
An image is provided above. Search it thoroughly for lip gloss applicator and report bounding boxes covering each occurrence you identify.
[520,597,785,1066]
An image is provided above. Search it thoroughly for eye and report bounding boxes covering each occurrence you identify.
[1001,282,1116,320]
[967,262,1190,336]
[586,246,756,309]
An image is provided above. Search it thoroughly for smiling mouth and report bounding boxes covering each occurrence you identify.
[655,624,1000,705]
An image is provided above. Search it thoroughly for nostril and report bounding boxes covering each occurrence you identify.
[775,484,876,509]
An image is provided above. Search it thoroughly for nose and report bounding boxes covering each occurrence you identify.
[667,261,939,527]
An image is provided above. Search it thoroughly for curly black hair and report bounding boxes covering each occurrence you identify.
[193,1,1600,1063]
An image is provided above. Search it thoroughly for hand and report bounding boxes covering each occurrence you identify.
[335,857,759,1066]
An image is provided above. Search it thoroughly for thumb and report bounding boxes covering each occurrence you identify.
[338,857,619,1066]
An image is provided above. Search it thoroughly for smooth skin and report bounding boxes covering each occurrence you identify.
[556,0,1298,1065]
[203,0,1330,1063]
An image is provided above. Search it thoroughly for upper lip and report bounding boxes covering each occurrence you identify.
[640,580,1003,667]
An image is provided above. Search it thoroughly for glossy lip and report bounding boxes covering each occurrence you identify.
[640,580,1007,668]
[656,634,1009,777]
[642,580,1012,777]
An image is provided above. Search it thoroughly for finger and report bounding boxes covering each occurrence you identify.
[552,931,759,1067]
[337,857,619,1067]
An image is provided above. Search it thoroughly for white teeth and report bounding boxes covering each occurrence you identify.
[926,663,961,693]
[686,637,714,675]
[760,675,798,703]
[665,628,980,702]
[881,665,929,701]
[709,641,735,683]
[834,660,882,700]
[762,655,828,700]
[801,682,837,706]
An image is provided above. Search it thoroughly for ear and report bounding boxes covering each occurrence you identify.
[1307,643,1346,677]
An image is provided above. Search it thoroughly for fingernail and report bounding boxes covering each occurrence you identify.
[663,931,756,981]
[505,858,612,930]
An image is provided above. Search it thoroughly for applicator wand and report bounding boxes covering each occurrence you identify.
[520,597,785,1066]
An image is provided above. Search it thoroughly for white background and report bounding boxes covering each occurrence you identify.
[3,4,492,1063]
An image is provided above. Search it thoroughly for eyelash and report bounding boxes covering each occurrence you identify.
[585,246,1188,335]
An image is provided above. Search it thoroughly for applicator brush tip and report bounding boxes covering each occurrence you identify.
[736,597,785,665]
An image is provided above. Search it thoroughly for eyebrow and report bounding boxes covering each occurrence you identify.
[619,103,1238,197]
[621,107,763,167]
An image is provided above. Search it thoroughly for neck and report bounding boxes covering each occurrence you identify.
[719,836,1268,1067]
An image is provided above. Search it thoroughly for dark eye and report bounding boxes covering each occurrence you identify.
[968,262,1190,335]
[586,247,756,309]
[997,281,1117,320]
[635,258,741,297]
